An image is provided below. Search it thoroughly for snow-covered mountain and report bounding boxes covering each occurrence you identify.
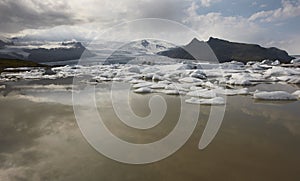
[103,39,177,64]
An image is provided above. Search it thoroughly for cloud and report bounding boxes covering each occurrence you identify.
[0,0,193,34]
[200,0,221,7]
[0,0,82,33]
[249,0,300,22]
[184,4,265,43]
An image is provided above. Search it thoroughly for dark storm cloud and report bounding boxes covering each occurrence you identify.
[0,0,81,33]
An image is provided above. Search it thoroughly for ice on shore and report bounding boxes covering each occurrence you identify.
[186,97,225,105]
[253,91,297,100]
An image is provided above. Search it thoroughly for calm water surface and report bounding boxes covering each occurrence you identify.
[0,82,299,181]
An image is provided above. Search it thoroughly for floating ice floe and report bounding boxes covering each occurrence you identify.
[129,79,145,84]
[132,82,153,89]
[133,87,153,94]
[292,90,300,99]
[0,85,5,89]
[185,97,225,105]
[190,70,207,79]
[150,83,168,89]
[276,75,300,84]
[213,88,249,96]
[187,89,217,98]
[287,77,300,84]
[163,90,180,95]
[253,91,297,100]
[179,77,202,83]
[264,67,300,77]
[226,73,253,86]
[127,66,141,73]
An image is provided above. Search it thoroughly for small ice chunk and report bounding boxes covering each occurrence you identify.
[158,80,171,85]
[185,97,225,105]
[164,84,177,90]
[291,58,300,64]
[190,70,206,79]
[133,87,153,94]
[253,91,297,100]
[0,85,6,89]
[150,84,168,89]
[129,79,145,84]
[227,73,252,86]
[132,82,153,89]
[152,74,163,81]
[292,90,300,99]
[277,76,292,82]
[179,77,202,83]
[127,66,140,73]
[271,60,280,66]
[142,73,154,80]
[163,90,180,95]
[141,67,160,74]
[214,88,249,96]
[288,77,300,84]
[187,89,217,98]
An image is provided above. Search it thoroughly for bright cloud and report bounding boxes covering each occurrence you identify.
[249,0,300,22]
[184,4,264,43]
[200,0,221,7]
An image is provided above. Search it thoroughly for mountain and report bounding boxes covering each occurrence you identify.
[158,37,295,63]
[24,42,94,62]
[104,39,175,64]
[0,39,94,63]
[0,37,13,48]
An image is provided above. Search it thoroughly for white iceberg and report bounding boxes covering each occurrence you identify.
[213,88,249,96]
[132,82,153,89]
[292,90,300,99]
[127,66,141,73]
[133,87,153,94]
[185,97,225,105]
[179,77,203,83]
[163,90,180,95]
[150,83,168,89]
[187,89,217,98]
[253,91,297,100]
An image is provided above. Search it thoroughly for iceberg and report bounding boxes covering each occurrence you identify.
[253,91,297,100]
[133,87,153,94]
[292,90,300,99]
[187,89,217,98]
[132,82,153,89]
[185,97,225,105]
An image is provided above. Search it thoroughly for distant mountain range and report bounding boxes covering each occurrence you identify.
[0,37,295,65]
[0,38,94,63]
[158,37,295,63]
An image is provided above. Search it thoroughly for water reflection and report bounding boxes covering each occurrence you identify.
[0,83,300,180]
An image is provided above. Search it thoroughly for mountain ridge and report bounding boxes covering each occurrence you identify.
[158,37,295,63]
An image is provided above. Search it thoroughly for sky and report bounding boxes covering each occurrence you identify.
[0,0,299,54]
